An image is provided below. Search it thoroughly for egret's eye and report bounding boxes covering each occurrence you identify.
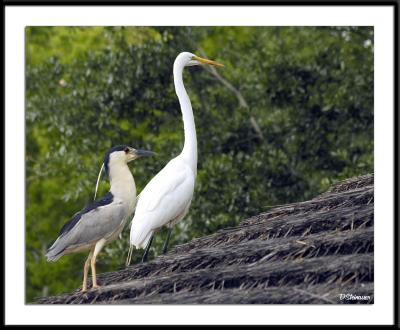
[124,147,130,154]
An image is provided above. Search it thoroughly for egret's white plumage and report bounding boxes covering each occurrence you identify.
[130,158,195,249]
[128,52,223,258]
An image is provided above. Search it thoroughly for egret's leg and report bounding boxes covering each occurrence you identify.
[82,250,93,292]
[125,244,134,267]
[141,235,154,263]
[162,228,173,254]
[91,239,106,289]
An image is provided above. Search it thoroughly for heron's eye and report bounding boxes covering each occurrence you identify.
[124,147,130,153]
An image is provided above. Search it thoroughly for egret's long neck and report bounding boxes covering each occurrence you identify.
[174,61,197,173]
[108,163,136,202]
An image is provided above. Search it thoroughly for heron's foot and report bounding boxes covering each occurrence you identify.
[81,287,88,293]
[92,284,101,290]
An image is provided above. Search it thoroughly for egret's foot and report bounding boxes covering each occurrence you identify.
[92,284,101,290]
[81,287,88,293]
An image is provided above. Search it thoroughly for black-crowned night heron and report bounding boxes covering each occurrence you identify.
[45,145,154,292]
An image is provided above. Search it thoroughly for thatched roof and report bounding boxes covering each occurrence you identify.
[36,173,374,304]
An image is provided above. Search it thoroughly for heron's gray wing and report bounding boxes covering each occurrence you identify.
[61,200,127,248]
[58,191,114,237]
[46,192,127,261]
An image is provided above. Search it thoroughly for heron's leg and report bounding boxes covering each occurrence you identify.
[162,228,173,254]
[91,239,106,289]
[141,235,154,263]
[82,250,93,292]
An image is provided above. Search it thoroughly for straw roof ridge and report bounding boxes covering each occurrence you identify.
[36,173,374,304]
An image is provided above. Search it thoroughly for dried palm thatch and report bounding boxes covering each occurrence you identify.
[36,173,374,304]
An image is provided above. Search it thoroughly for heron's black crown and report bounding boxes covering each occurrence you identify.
[104,145,130,177]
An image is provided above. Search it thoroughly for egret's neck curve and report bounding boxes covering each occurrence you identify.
[173,59,197,173]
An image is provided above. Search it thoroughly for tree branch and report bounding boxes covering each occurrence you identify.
[198,48,264,141]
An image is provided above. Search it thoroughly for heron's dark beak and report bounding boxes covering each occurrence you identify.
[134,149,156,158]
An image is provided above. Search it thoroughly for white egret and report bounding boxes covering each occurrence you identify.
[127,52,223,264]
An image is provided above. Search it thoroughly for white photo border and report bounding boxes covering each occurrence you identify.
[5,4,395,326]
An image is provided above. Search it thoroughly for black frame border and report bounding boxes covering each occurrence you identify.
[3,0,399,327]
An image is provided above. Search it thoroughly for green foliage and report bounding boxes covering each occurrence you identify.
[26,26,373,301]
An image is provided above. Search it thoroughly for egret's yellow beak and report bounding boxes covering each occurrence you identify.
[192,55,224,67]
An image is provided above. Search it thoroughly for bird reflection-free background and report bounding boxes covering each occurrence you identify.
[26,26,373,302]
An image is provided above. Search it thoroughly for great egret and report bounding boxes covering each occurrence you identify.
[46,145,154,291]
[127,52,223,264]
